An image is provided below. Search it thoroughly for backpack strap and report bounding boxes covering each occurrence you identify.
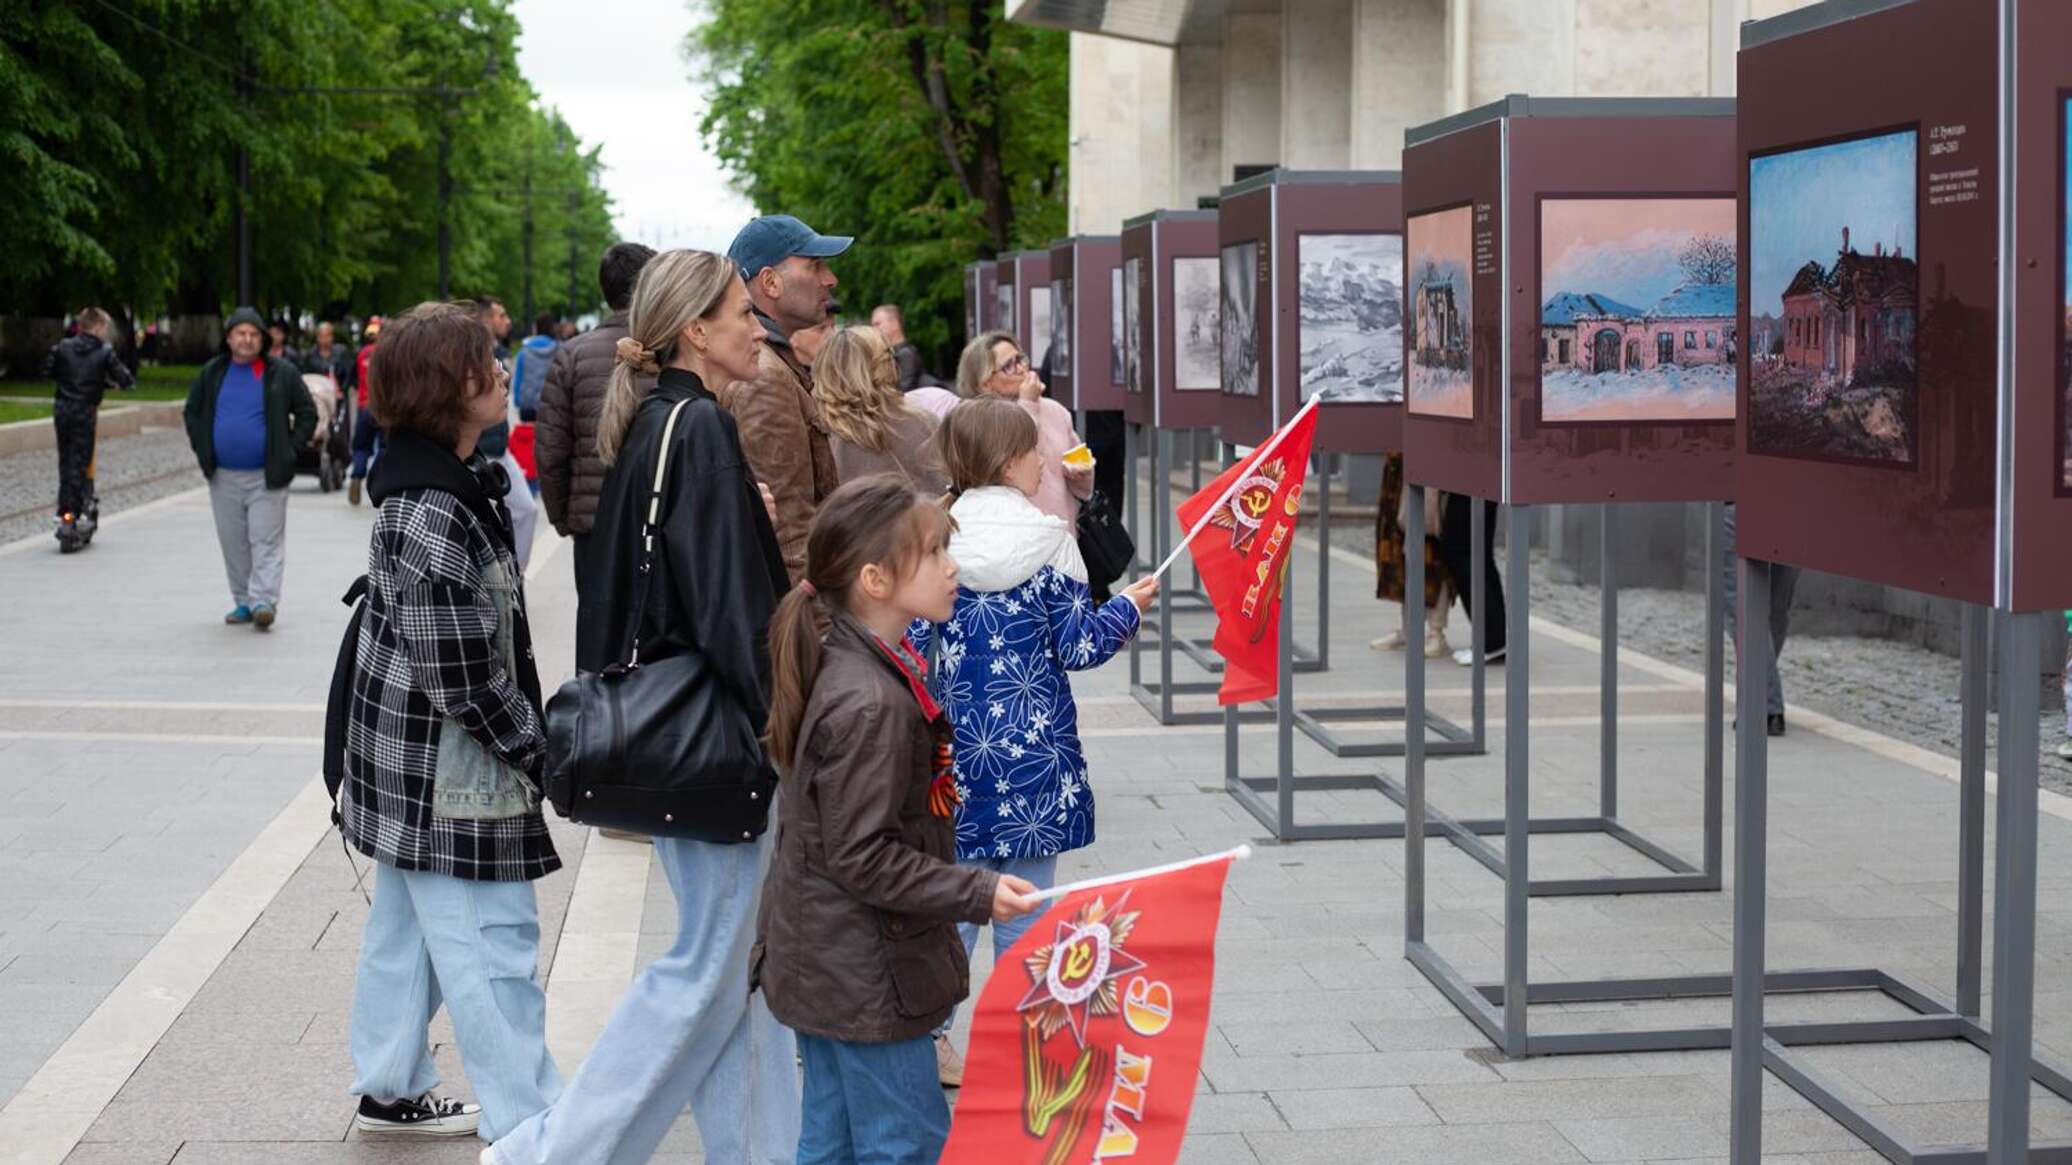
[322,575,372,824]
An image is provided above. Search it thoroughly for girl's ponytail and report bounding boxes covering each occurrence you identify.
[764,582,824,771]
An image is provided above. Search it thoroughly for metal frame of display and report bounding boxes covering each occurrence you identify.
[1223,452,1489,843]
[1399,491,1754,1060]
[1725,567,2066,1165]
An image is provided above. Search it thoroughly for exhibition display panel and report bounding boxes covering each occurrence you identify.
[1727,3,2072,1163]
[1046,235,1126,414]
[1398,96,1739,1062]
[1001,249,1053,369]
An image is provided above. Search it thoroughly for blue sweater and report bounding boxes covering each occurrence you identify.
[212,360,269,471]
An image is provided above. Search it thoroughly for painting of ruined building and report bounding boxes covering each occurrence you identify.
[1538,198,1737,423]
[1748,128,1918,465]
[1122,258,1143,394]
[1407,205,1474,419]
[1220,241,1260,398]
[1110,267,1125,385]
[1173,256,1220,390]
[1299,233,1404,404]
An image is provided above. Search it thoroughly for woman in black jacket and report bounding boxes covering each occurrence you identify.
[491,250,800,1165]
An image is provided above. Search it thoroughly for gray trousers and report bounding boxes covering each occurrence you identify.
[208,468,288,608]
[1719,504,1800,716]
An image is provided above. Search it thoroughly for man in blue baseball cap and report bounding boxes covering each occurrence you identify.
[716,214,853,581]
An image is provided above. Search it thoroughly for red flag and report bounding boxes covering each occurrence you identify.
[941,850,1242,1165]
[1173,403,1321,704]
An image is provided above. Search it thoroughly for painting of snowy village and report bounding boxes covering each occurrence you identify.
[1748,128,1918,465]
[1299,233,1404,404]
[1173,256,1220,390]
[1537,199,1736,423]
[1220,241,1260,397]
[1122,257,1142,393]
[1407,206,1474,419]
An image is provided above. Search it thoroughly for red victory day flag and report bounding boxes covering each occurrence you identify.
[940,848,1246,1165]
[1170,397,1321,705]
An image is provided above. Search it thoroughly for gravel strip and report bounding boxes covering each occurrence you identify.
[0,423,204,547]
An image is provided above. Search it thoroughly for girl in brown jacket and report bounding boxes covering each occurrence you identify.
[757,475,1039,1162]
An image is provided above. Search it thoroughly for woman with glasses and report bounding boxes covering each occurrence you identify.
[952,330,1091,524]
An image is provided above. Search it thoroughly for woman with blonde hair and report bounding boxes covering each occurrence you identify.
[814,325,949,496]
[489,249,799,1165]
[952,329,1090,525]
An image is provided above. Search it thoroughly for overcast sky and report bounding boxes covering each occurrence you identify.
[511,0,755,254]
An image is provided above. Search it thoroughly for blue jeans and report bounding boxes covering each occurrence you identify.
[492,834,800,1165]
[936,854,1057,1038]
[350,411,382,478]
[796,1032,948,1165]
[349,861,562,1142]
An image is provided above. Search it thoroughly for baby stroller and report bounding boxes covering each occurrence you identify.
[298,373,351,493]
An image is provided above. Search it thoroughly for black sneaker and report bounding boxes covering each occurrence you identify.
[1766,712,1787,738]
[353,1092,481,1137]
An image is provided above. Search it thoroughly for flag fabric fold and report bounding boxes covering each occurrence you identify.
[939,850,1241,1165]
[1173,403,1321,705]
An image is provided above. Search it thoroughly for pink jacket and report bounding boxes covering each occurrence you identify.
[1021,396,1090,524]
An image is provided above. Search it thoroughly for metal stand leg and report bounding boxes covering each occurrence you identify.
[1602,504,1618,820]
[1503,502,1531,1058]
[1988,611,2042,1165]
[1704,503,1725,882]
[1728,557,1773,1165]
[1959,604,1988,1019]
[1406,483,1428,942]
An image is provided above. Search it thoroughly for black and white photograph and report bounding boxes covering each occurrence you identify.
[1172,255,1219,391]
[1109,267,1125,384]
[1299,233,1405,404]
[996,283,1014,341]
[1051,278,1073,371]
[1219,241,1259,398]
[1123,256,1143,393]
[1030,288,1052,371]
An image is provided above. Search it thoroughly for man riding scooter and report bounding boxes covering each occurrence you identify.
[44,308,134,553]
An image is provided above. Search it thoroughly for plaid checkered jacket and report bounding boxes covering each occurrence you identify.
[339,476,561,882]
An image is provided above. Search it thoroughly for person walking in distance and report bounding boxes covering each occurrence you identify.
[870,303,934,391]
[183,307,317,629]
[340,302,562,1142]
[718,214,849,583]
[473,297,538,569]
[1436,491,1507,666]
[301,321,356,391]
[536,242,656,654]
[488,250,799,1165]
[348,317,385,505]
[756,476,1043,1162]
[43,307,133,552]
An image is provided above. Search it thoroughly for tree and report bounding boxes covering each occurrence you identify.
[1677,235,1734,286]
[693,0,1067,365]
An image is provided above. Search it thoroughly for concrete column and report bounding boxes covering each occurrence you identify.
[1172,44,1223,207]
[1068,33,1175,232]
[1461,0,1576,105]
[1352,0,1448,169]
[1574,0,1710,96]
[1221,12,1282,178]
[1280,0,1353,170]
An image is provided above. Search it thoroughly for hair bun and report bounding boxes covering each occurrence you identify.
[614,336,660,374]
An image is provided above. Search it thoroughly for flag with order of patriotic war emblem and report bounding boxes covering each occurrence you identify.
[1173,400,1321,704]
[939,848,1245,1165]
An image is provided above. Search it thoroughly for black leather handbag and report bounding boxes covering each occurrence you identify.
[543,400,778,842]
[1076,488,1135,593]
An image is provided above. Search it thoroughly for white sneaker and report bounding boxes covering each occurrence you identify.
[1369,630,1408,651]
[1453,646,1506,667]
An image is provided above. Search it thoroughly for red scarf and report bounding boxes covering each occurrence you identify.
[872,636,960,818]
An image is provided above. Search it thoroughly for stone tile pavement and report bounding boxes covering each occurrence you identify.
[2,473,2067,1164]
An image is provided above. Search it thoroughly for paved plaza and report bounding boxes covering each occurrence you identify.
[3,464,2071,1165]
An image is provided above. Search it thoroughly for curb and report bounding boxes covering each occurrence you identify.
[0,402,185,456]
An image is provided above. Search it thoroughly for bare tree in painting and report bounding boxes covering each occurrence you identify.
[1678,235,1735,286]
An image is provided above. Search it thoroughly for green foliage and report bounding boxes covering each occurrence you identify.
[693,0,1067,365]
[0,0,617,326]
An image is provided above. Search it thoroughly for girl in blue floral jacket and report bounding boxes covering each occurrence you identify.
[914,398,1157,1080]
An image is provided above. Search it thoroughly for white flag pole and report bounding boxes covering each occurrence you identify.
[1147,393,1324,583]
[1024,845,1252,904]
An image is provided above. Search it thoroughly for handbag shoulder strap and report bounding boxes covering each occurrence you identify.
[619,398,694,669]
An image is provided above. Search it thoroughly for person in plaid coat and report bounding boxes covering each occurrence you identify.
[338,303,562,1142]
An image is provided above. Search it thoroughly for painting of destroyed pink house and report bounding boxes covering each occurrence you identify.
[1748,128,1918,465]
[1537,198,1737,423]
[1408,205,1474,419]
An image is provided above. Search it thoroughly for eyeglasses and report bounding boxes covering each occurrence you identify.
[994,354,1029,375]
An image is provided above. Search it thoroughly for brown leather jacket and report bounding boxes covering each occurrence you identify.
[717,315,838,583]
[752,617,998,1043]
[535,312,654,536]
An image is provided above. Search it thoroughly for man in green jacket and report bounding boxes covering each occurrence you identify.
[184,306,318,630]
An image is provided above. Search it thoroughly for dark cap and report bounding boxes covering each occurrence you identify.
[727,215,852,281]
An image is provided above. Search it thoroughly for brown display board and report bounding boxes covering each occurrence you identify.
[1403,97,1738,504]
[1120,219,1154,426]
[1738,0,1997,604]
[1004,250,1053,370]
[976,262,1000,335]
[1219,170,1407,453]
[1049,236,1124,413]
[2009,0,2072,610]
[1127,210,1222,430]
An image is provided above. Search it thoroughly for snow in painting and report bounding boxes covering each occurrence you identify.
[1220,241,1259,398]
[1538,198,1737,423]
[1172,256,1219,390]
[1407,206,1474,419]
[1299,233,1403,404]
